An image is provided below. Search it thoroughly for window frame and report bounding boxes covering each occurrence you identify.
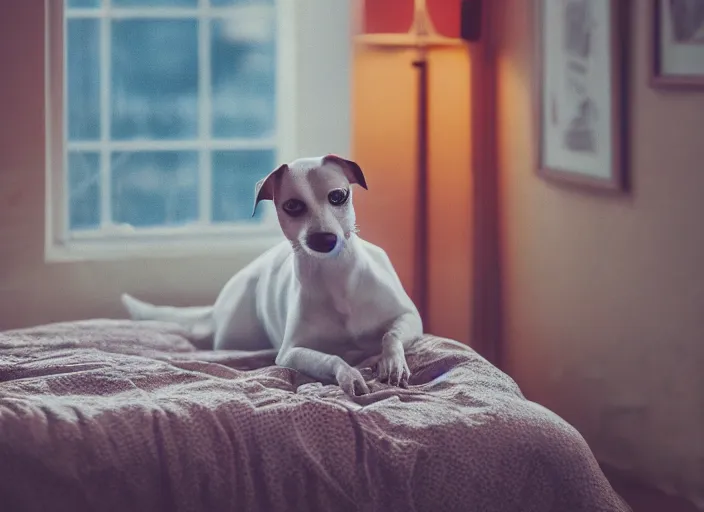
[45,0,305,262]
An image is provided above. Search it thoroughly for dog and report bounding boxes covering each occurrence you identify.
[121,155,423,396]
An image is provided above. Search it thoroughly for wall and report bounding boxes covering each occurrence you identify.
[496,0,704,507]
[0,1,473,345]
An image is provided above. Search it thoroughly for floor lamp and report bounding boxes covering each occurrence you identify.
[355,0,482,332]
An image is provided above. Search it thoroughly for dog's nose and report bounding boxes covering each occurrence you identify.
[306,232,338,253]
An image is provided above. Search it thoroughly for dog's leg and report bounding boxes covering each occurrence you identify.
[276,347,370,396]
[121,293,215,347]
[377,312,422,387]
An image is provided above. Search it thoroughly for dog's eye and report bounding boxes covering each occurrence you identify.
[282,199,306,217]
[328,188,349,206]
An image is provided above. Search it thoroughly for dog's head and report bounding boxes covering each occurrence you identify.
[252,155,367,257]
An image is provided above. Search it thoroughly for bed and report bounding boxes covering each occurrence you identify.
[0,320,631,512]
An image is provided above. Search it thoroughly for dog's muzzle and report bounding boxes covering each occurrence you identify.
[306,232,338,253]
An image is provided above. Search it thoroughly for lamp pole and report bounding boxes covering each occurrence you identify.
[411,53,429,330]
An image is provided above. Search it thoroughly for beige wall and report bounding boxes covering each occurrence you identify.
[496,0,704,505]
[0,2,473,344]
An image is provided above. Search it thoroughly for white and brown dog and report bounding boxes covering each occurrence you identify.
[121,155,422,395]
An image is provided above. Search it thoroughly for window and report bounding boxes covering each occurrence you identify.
[46,0,353,261]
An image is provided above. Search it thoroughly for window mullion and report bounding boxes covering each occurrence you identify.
[197,2,212,226]
[99,0,113,229]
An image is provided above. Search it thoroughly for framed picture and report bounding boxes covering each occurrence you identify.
[535,0,626,191]
[652,0,704,87]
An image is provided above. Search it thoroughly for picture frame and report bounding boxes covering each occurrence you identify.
[651,0,704,88]
[535,0,627,191]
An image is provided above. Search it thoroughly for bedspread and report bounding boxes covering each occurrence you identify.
[0,320,630,512]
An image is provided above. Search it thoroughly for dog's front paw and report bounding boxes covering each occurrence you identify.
[376,352,410,388]
[335,364,370,396]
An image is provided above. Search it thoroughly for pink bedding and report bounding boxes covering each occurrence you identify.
[0,320,630,512]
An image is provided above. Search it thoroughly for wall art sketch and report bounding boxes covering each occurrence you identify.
[536,0,626,190]
[652,0,704,87]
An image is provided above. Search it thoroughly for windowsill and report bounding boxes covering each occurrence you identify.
[45,228,285,263]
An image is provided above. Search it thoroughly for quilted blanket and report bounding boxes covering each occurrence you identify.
[0,320,631,512]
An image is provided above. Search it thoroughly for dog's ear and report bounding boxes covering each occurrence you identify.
[252,164,287,216]
[323,154,368,190]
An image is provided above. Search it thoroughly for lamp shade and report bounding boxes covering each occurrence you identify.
[361,0,415,35]
[361,0,462,39]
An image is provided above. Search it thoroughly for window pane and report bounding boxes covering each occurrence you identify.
[211,150,274,223]
[211,8,276,139]
[68,0,102,7]
[112,0,197,6]
[111,151,199,227]
[68,152,101,230]
[111,20,198,141]
[67,20,101,141]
